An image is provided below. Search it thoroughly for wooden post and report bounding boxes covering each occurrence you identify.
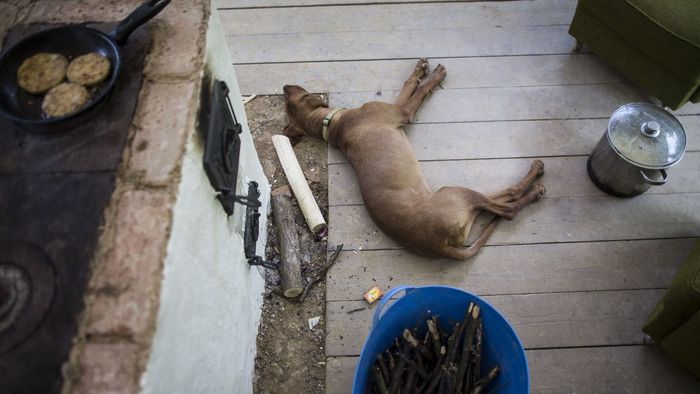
[271,186,304,297]
[271,135,327,236]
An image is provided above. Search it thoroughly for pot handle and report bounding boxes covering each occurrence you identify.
[109,0,171,46]
[641,169,668,186]
[372,286,415,327]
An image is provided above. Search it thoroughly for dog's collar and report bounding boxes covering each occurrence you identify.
[322,107,345,142]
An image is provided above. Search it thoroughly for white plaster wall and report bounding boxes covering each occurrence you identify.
[141,6,271,394]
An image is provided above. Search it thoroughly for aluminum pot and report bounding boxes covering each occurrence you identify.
[587,103,686,197]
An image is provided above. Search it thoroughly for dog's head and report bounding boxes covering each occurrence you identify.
[283,84,328,142]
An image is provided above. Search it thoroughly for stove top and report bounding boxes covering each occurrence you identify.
[0,23,149,394]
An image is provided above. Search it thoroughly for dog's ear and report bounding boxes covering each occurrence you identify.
[283,84,306,98]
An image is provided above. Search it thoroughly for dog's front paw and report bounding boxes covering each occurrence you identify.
[416,58,430,77]
[533,184,546,200]
[532,160,545,178]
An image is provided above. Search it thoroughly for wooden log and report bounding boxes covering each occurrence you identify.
[271,186,304,297]
[271,135,327,236]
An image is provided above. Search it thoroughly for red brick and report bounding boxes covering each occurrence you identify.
[73,342,139,394]
[143,1,207,79]
[86,290,157,337]
[86,189,171,336]
[128,80,197,185]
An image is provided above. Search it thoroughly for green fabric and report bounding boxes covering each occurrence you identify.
[642,239,700,376]
[643,240,700,339]
[577,0,700,83]
[660,310,700,378]
[569,5,700,109]
[629,0,700,47]
[692,87,700,103]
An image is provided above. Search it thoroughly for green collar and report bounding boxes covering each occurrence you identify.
[322,108,345,142]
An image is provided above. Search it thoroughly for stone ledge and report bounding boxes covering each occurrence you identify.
[0,4,17,46]
[127,79,199,186]
[84,189,173,338]
[144,1,208,80]
[71,342,140,394]
[24,0,143,24]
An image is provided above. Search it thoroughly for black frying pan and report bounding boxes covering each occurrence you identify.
[0,0,170,133]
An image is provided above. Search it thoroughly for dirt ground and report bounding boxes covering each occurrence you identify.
[245,95,330,394]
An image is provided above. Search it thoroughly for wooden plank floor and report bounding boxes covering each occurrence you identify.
[220,0,700,392]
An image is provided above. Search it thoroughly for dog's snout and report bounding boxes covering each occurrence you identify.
[283,85,292,95]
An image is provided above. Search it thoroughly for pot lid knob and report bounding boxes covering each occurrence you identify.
[641,121,660,138]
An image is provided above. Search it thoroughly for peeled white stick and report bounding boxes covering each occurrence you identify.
[271,135,328,236]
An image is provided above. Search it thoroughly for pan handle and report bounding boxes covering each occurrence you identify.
[109,0,171,46]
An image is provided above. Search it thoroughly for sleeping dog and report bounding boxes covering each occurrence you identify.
[282,59,545,259]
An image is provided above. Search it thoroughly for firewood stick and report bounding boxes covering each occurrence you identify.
[425,371,443,394]
[471,319,484,389]
[271,135,327,236]
[387,349,396,372]
[389,335,412,393]
[445,322,463,365]
[403,328,433,361]
[473,366,499,394]
[377,354,391,384]
[372,365,389,394]
[427,318,443,360]
[457,303,479,392]
[397,350,427,380]
[442,373,456,394]
[298,243,342,302]
[271,187,304,297]
[404,362,418,394]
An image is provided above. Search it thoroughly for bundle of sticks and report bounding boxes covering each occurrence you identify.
[369,302,499,394]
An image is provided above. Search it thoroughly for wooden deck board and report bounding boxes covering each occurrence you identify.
[330,153,700,205]
[326,238,694,301]
[233,54,618,95]
[328,115,700,164]
[222,0,575,35]
[218,0,533,10]
[227,25,577,64]
[225,0,700,391]
[331,85,700,123]
[329,193,700,250]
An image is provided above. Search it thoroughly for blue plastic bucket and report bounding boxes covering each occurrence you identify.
[352,285,529,393]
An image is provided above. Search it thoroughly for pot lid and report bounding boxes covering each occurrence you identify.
[607,103,686,169]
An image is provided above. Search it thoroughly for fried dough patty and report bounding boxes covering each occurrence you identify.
[17,53,68,95]
[67,53,111,87]
[42,82,90,118]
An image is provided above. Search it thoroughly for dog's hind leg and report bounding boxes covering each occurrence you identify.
[489,160,544,203]
[400,64,447,121]
[395,58,430,107]
[440,216,500,260]
[479,185,546,220]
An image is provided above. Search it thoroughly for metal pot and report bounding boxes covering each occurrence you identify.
[587,103,686,197]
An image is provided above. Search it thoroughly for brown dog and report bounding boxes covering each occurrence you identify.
[283,59,545,259]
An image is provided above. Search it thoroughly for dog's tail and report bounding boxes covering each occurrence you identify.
[439,216,500,260]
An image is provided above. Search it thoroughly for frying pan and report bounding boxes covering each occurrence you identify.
[0,0,170,133]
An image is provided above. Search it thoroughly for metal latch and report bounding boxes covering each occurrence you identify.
[243,181,277,270]
[203,80,259,215]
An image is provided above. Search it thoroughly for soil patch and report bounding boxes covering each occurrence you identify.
[246,95,329,394]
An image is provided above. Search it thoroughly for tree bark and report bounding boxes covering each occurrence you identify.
[271,186,304,297]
